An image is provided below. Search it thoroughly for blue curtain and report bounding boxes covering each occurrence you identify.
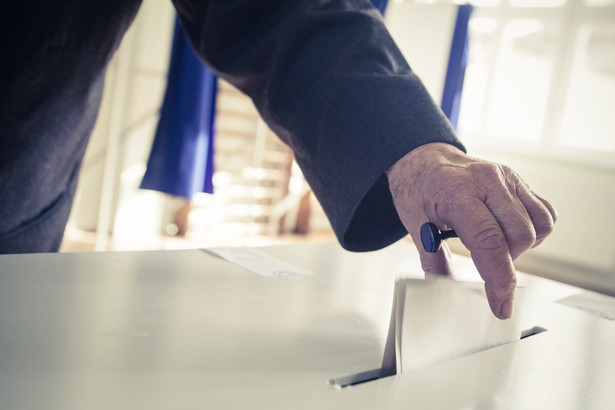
[441,4,474,130]
[371,0,389,16]
[140,19,217,198]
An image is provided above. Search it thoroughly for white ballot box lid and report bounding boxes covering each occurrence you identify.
[0,242,613,410]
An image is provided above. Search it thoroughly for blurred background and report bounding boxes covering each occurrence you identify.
[60,0,615,293]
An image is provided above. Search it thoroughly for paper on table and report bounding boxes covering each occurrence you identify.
[381,277,524,376]
[205,247,312,278]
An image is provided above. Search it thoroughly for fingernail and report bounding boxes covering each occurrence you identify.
[500,298,514,319]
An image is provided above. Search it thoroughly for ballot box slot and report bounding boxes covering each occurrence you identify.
[330,325,547,389]
[520,326,547,339]
[328,369,384,389]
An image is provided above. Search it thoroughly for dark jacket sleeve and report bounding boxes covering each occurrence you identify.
[172,0,465,252]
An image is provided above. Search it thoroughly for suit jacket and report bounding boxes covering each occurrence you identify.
[0,0,463,253]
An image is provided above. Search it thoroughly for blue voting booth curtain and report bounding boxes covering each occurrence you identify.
[371,0,389,16]
[140,19,217,198]
[441,4,474,130]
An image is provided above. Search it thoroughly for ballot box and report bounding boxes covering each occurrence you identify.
[0,242,613,410]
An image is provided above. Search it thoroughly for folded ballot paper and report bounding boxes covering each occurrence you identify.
[380,277,524,377]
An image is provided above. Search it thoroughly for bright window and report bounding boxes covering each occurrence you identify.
[559,23,615,151]
[485,19,555,142]
[510,0,567,7]
[458,0,615,166]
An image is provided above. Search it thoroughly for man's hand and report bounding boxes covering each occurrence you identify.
[386,143,557,319]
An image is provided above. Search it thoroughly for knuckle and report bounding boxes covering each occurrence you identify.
[534,228,553,245]
[486,278,517,297]
[468,162,505,184]
[469,163,515,198]
[434,172,481,205]
[508,236,535,260]
[535,216,555,238]
[472,225,508,252]
[510,226,537,250]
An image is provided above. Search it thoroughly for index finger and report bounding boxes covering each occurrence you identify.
[442,197,517,319]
